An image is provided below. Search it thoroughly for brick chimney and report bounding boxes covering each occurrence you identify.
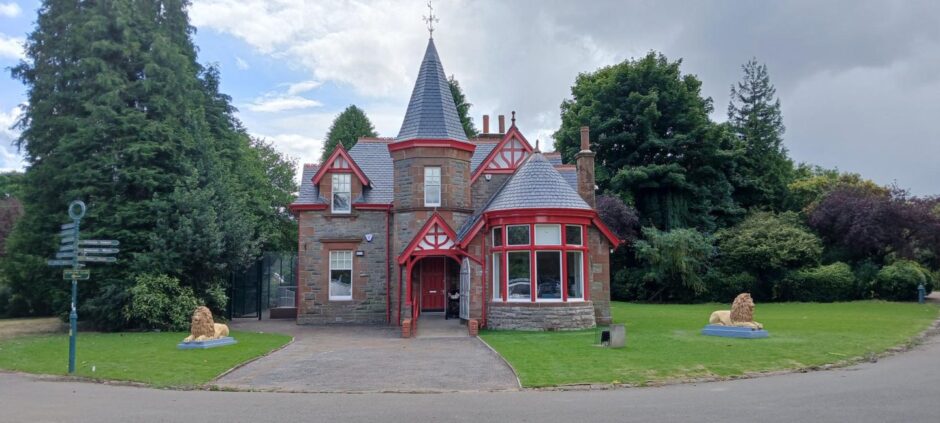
[498,115,505,133]
[482,115,490,134]
[576,126,596,208]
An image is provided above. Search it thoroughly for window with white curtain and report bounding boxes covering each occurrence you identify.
[331,174,351,213]
[424,167,441,206]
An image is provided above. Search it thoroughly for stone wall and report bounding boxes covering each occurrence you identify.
[487,301,597,330]
[390,146,473,211]
[471,173,510,212]
[588,227,612,325]
[297,210,389,325]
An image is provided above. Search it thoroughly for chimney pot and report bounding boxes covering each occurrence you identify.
[482,115,490,134]
[580,126,590,151]
[498,115,505,133]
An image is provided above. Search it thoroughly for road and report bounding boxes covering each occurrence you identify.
[2,330,939,423]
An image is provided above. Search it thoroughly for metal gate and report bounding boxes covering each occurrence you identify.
[229,252,298,319]
[459,258,470,320]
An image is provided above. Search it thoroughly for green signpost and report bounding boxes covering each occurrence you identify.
[45,200,120,374]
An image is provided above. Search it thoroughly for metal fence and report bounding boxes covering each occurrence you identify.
[228,252,298,319]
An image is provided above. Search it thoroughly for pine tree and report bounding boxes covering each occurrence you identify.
[320,105,377,162]
[448,75,478,138]
[728,58,793,211]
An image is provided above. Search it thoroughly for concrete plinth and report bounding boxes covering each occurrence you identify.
[177,337,237,350]
[701,325,768,339]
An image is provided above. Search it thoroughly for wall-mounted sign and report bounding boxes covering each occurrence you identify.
[364,233,374,242]
[355,250,365,257]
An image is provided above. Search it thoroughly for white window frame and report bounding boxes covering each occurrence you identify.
[424,166,441,207]
[565,224,583,246]
[566,251,584,301]
[492,253,502,300]
[331,173,351,214]
[329,250,353,301]
[535,250,563,302]
[506,224,530,246]
[506,251,531,302]
[535,224,562,246]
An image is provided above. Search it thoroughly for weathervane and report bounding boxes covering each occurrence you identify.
[423,1,439,37]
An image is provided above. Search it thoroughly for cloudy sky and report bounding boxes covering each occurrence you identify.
[1,0,938,194]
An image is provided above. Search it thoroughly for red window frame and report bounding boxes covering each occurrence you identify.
[489,222,589,303]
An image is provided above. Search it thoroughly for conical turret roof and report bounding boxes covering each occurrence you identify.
[485,152,592,212]
[396,38,469,142]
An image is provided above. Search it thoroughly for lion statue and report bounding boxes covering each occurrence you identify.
[182,306,230,343]
[708,293,763,330]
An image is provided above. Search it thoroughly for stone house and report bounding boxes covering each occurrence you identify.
[289,38,621,335]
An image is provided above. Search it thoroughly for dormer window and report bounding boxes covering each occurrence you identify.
[424,167,441,207]
[332,173,351,213]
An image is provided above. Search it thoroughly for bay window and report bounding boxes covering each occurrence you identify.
[492,253,501,300]
[489,223,589,303]
[536,251,562,300]
[507,251,530,300]
[566,251,583,299]
[507,225,529,245]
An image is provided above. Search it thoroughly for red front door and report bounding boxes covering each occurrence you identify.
[421,257,446,311]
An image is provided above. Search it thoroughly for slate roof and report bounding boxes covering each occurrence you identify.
[469,140,498,171]
[296,164,323,204]
[556,166,578,191]
[348,140,394,203]
[485,153,591,212]
[395,38,469,142]
[543,152,564,166]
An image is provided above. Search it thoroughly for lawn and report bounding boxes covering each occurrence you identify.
[480,301,939,388]
[0,330,291,387]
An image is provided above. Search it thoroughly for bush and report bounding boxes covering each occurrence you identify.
[873,260,934,301]
[0,284,9,317]
[704,270,758,303]
[777,262,856,302]
[633,227,714,302]
[715,211,823,300]
[123,274,199,331]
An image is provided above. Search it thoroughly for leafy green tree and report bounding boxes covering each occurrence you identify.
[786,164,886,211]
[555,52,741,231]
[5,1,294,327]
[448,75,478,138]
[873,260,933,301]
[715,211,823,300]
[0,172,24,198]
[632,227,715,302]
[320,105,377,162]
[728,58,793,211]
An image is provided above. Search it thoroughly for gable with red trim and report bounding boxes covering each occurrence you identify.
[471,126,533,182]
[398,213,460,264]
[311,145,371,186]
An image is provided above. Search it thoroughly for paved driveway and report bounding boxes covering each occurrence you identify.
[214,319,519,393]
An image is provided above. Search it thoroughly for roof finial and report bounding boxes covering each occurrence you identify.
[534,139,541,153]
[511,110,516,127]
[422,1,439,38]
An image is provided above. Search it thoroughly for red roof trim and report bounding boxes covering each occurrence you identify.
[387,139,477,153]
[470,126,534,182]
[469,208,622,248]
[311,145,371,186]
[397,213,460,264]
[457,217,486,249]
[592,216,624,248]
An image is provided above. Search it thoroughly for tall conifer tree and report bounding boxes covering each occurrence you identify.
[728,58,793,211]
[5,0,296,327]
[320,105,377,162]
